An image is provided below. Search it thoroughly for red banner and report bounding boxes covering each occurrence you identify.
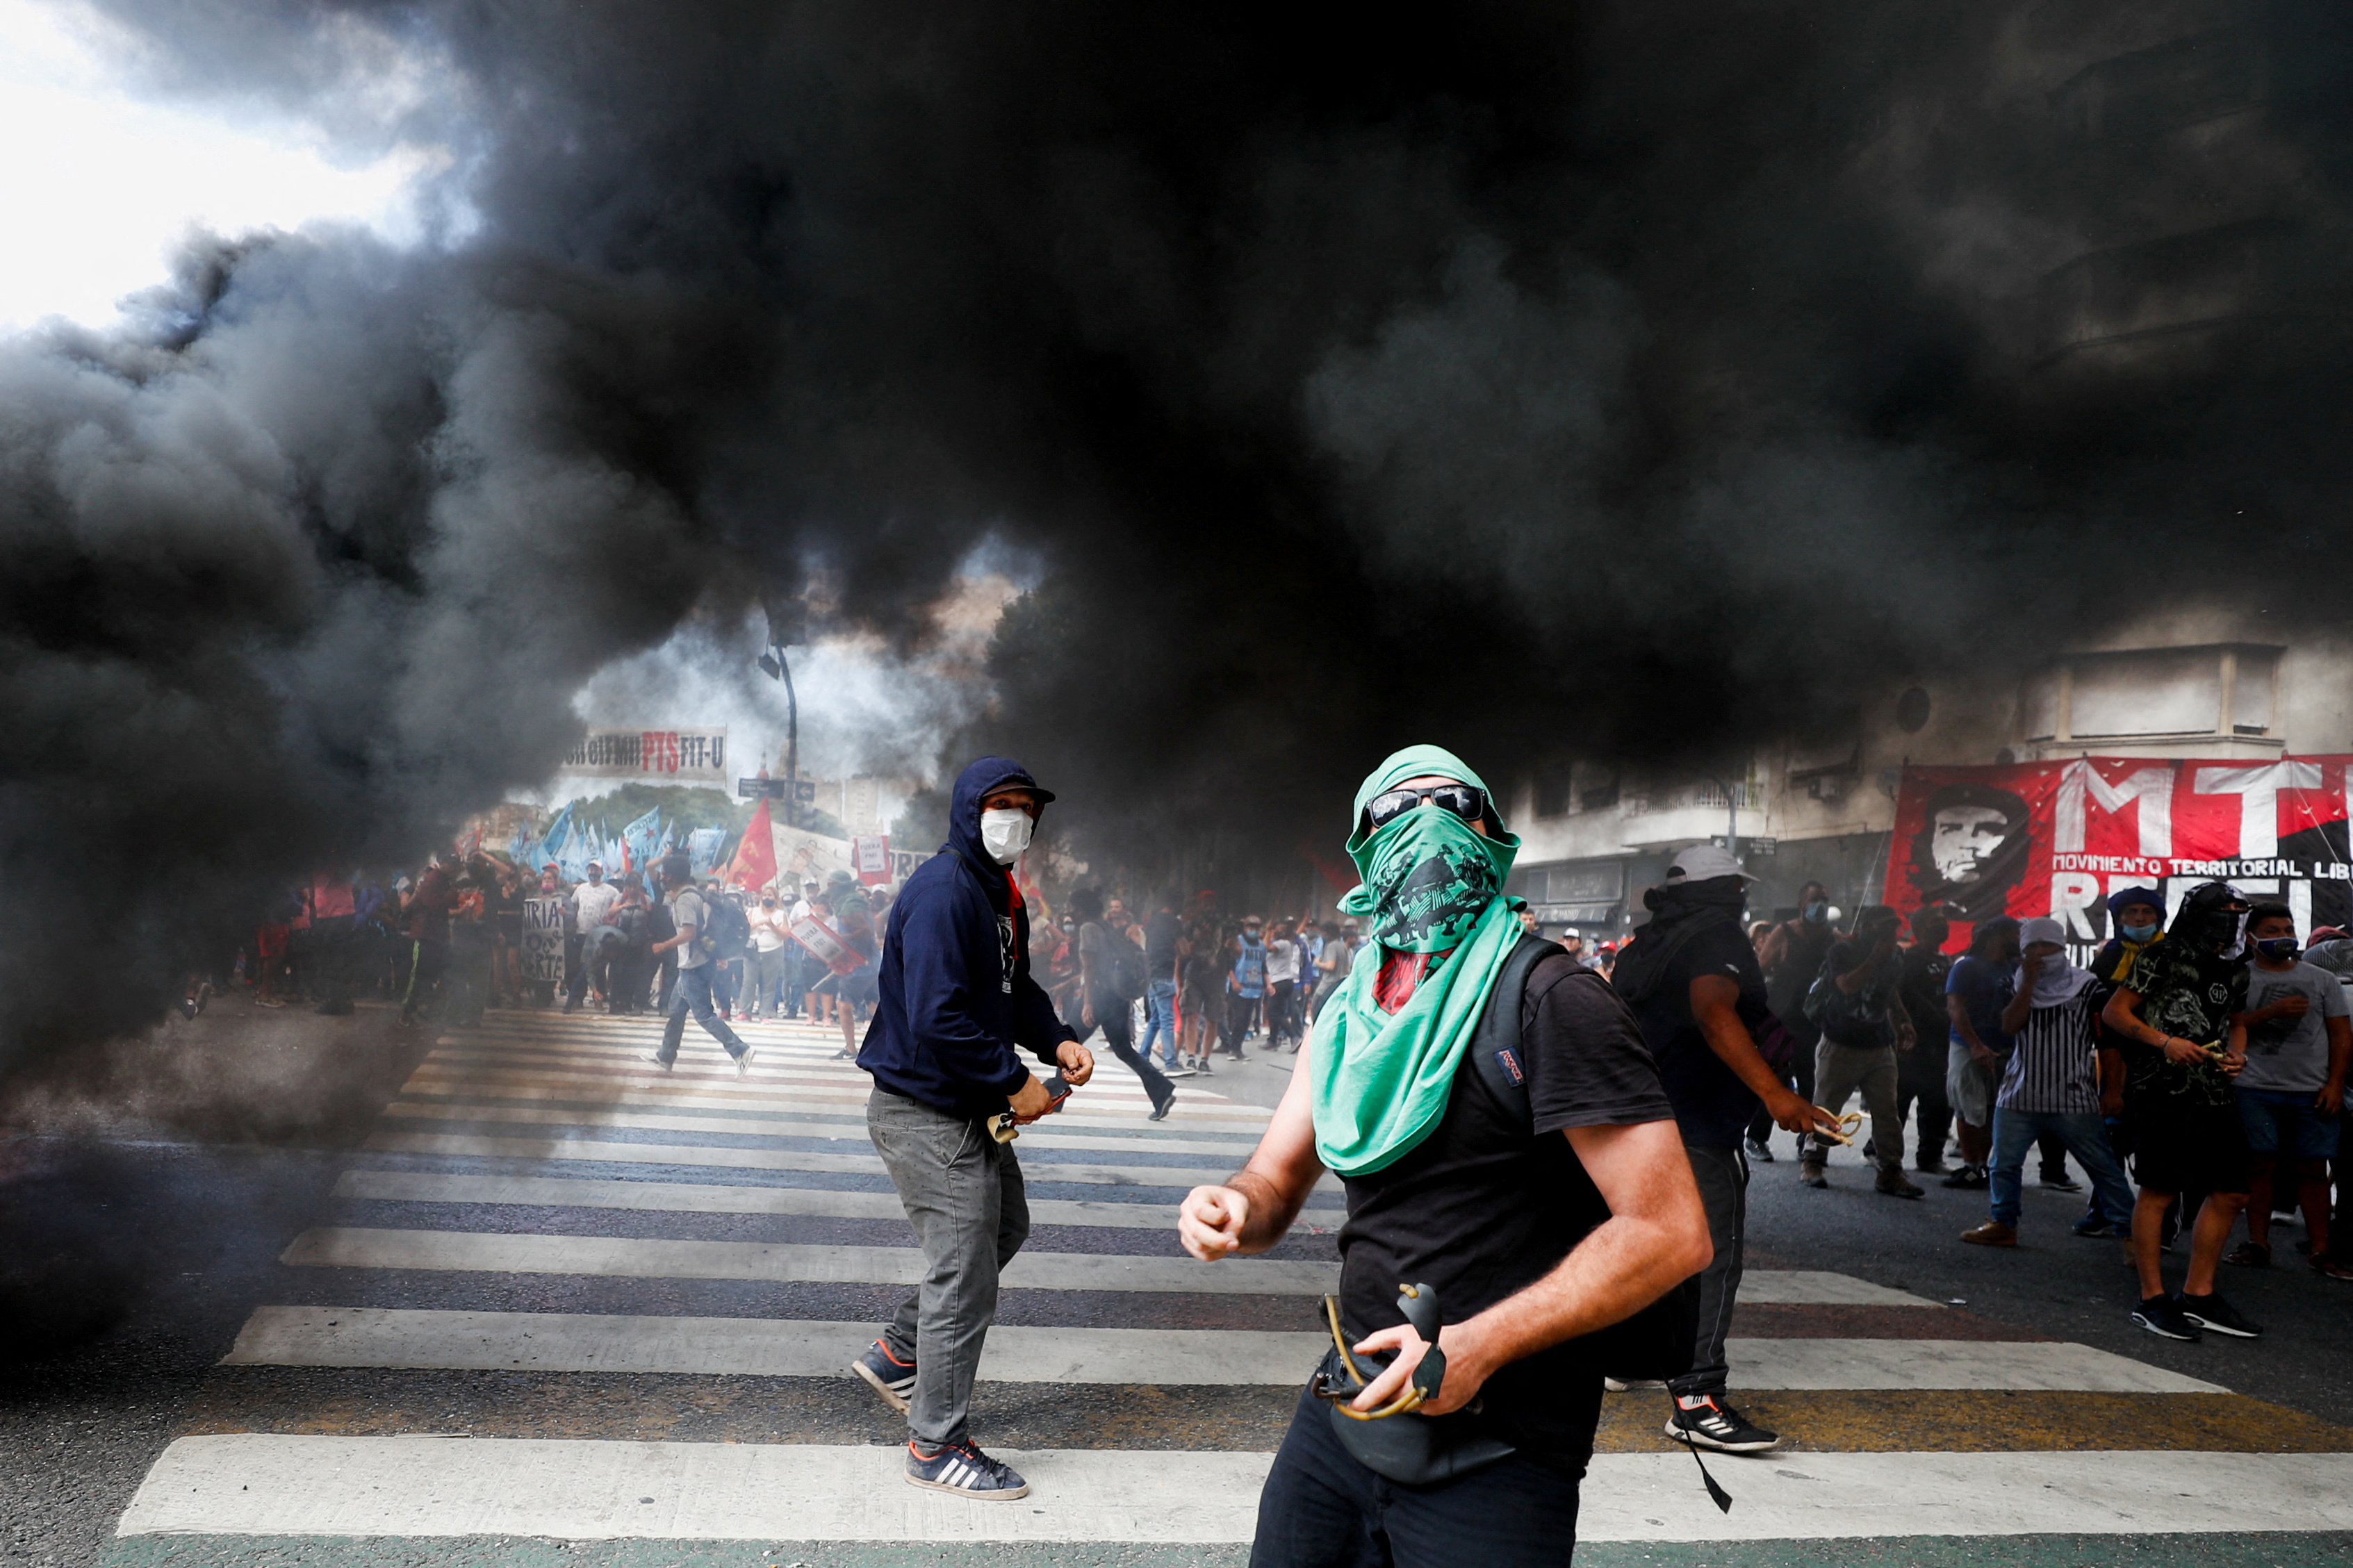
[1882,757,2353,946]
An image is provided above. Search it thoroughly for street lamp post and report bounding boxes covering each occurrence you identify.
[779,648,798,832]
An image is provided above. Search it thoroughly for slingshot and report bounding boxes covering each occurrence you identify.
[1810,1109,1866,1146]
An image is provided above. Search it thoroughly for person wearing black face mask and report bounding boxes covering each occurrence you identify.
[2226,904,2353,1278]
[2101,882,2261,1342]
[1751,882,1836,1160]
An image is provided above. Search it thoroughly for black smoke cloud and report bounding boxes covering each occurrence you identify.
[3,0,2350,1066]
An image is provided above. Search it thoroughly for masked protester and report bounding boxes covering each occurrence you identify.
[1178,745,1709,1567]
[1751,881,1837,1160]
[1958,917,2137,1248]
[1616,844,1841,1455]
[2225,902,2352,1278]
[850,757,1095,1501]
[2101,880,2262,1342]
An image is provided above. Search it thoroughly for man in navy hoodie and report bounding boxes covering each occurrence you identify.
[853,756,1094,1501]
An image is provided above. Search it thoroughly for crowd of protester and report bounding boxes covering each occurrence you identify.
[1724,876,2353,1341]
[220,831,2347,1386]
[208,848,892,1052]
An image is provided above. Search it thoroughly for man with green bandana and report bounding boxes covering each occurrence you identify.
[1177,745,1712,1567]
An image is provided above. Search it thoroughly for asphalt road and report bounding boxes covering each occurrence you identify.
[7,1008,2353,1567]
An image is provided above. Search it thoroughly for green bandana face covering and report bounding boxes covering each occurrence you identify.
[1311,745,1525,1176]
[1341,805,1509,955]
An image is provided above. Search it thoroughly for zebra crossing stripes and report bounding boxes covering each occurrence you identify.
[377,1099,1271,1159]
[279,1225,1340,1294]
[224,1307,1332,1383]
[106,1005,2353,1561]
[329,1168,1347,1229]
[359,1128,1328,1191]
[115,1436,2353,1544]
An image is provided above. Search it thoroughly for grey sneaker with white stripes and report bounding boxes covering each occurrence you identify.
[905,1438,1029,1499]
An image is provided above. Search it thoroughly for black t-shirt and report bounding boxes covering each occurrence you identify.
[1629,921,1769,1147]
[1899,944,1952,1048]
[1336,952,1674,1453]
[1145,910,1182,982]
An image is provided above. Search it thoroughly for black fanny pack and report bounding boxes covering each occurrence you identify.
[1313,1286,1516,1487]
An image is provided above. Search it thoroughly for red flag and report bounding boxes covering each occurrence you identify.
[726,797,778,890]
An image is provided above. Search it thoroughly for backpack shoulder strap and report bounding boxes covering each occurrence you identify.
[1469,932,1566,1134]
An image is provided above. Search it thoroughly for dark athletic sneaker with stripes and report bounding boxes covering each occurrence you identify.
[905,1439,1029,1499]
[853,1339,917,1413]
[1665,1394,1782,1453]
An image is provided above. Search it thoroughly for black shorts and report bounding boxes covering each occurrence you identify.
[2124,1094,2253,1196]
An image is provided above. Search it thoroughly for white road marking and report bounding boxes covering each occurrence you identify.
[280,1226,1338,1295]
[331,1168,1347,1230]
[1724,1337,2225,1394]
[116,1437,2353,1542]
[380,1099,1265,1157]
[400,1072,1272,1132]
[1732,1271,1943,1307]
[361,1130,1325,1192]
[223,1306,1329,1384]
[418,1043,1270,1119]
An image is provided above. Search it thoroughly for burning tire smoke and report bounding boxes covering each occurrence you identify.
[3,0,2350,1069]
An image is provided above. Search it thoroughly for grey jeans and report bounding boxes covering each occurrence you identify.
[867,1087,1031,1447]
[1669,1141,1748,1399]
[1807,1039,1901,1173]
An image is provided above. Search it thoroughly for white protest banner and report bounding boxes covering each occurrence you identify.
[853,833,892,886]
[789,912,867,976]
[520,896,568,983]
[559,727,729,784]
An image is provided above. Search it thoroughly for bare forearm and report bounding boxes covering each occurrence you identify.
[1998,988,2033,1036]
[1452,1212,1704,1376]
[1700,1013,1788,1103]
[1222,1168,1308,1253]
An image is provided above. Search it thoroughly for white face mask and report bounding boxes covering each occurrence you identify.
[979,807,1034,866]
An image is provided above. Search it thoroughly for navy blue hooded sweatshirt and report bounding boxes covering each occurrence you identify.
[858,756,1077,1119]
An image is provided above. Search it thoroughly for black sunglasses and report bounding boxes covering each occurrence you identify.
[1363,784,1489,833]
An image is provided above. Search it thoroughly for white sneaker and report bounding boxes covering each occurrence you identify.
[641,1052,673,1073]
[735,1048,757,1078]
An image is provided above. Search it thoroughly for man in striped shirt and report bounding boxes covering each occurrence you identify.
[1960,918,2135,1247]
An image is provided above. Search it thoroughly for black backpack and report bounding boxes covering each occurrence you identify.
[1469,932,1699,1383]
[1103,925,1148,1002]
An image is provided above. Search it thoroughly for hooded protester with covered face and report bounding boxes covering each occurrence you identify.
[1176,745,1710,1567]
[1616,844,1841,1455]
[850,756,1095,1501]
[2101,881,2261,1344]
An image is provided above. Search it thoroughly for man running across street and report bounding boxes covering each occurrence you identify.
[642,854,755,1076]
[852,757,1096,1500]
[1179,745,1710,1566]
[2101,880,2262,1342]
[1615,843,1839,1455]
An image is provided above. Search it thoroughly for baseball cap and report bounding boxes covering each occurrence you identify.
[584,859,602,872]
[1664,845,1757,884]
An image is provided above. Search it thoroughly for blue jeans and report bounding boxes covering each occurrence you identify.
[657,963,748,1063]
[1990,1107,2133,1228]
[1138,978,1179,1066]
